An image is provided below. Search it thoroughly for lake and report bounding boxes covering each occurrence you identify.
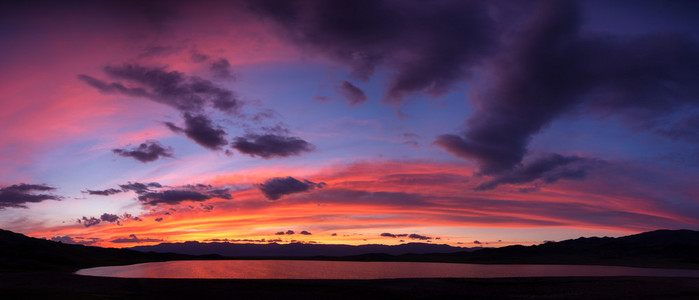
[75,260,699,279]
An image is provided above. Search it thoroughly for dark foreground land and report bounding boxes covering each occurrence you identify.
[2,271,699,300]
[3,228,699,299]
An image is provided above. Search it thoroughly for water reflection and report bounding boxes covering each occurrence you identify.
[76,260,699,279]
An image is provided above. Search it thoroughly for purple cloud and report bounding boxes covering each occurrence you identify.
[257,177,326,200]
[112,140,174,163]
[0,184,60,209]
[232,134,314,159]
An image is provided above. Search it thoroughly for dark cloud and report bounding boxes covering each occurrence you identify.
[232,134,314,158]
[408,233,432,240]
[167,113,228,150]
[83,188,122,196]
[79,216,101,227]
[119,181,162,195]
[155,217,164,222]
[138,190,211,206]
[247,0,699,176]
[275,231,285,235]
[181,184,233,200]
[133,183,231,206]
[112,140,174,163]
[122,213,142,222]
[474,153,604,191]
[205,188,232,200]
[100,213,120,223]
[300,230,312,235]
[336,80,367,106]
[473,240,482,244]
[435,1,699,174]
[257,176,326,200]
[79,64,242,114]
[286,230,295,235]
[111,234,162,244]
[248,0,496,104]
[78,212,131,227]
[0,183,60,209]
[380,233,408,238]
[210,58,233,78]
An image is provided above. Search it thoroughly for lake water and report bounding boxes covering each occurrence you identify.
[75,260,699,279]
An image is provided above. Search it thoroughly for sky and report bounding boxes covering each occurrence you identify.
[1,0,699,248]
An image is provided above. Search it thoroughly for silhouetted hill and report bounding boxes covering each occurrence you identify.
[0,229,216,272]
[419,229,699,269]
[130,241,477,257]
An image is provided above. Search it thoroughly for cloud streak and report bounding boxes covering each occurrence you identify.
[0,184,60,209]
[79,64,242,114]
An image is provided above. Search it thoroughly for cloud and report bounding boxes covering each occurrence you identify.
[83,188,122,196]
[210,58,233,78]
[275,231,285,235]
[181,184,233,200]
[474,153,604,191]
[336,80,367,106]
[299,230,312,235]
[79,64,242,114]
[232,134,314,158]
[155,217,163,222]
[78,216,101,227]
[473,240,482,244]
[166,113,228,150]
[119,181,162,195]
[380,233,408,238]
[248,0,496,104]
[112,140,174,163]
[78,212,131,227]
[138,190,212,205]
[111,234,162,244]
[435,1,699,174]
[408,233,432,240]
[0,183,61,209]
[286,230,295,235]
[257,176,326,200]
[100,213,120,223]
[135,184,232,206]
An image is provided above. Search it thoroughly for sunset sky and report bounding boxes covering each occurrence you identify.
[2,0,699,248]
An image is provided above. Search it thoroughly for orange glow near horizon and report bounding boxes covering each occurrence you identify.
[26,159,691,249]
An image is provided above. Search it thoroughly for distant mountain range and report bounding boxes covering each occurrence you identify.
[1,228,698,271]
[129,241,478,257]
[390,229,699,269]
[0,229,211,271]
